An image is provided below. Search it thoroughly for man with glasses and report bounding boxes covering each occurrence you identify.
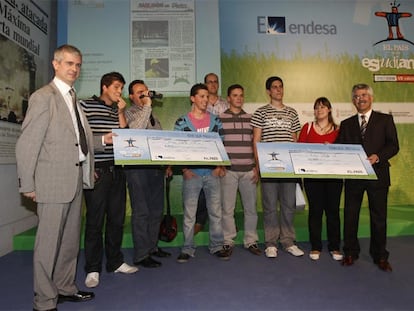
[336,83,399,272]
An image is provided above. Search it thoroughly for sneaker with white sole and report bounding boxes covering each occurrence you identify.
[85,272,99,288]
[286,245,304,257]
[330,251,343,261]
[114,263,139,274]
[265,246,278,258]
[309,251,321,261]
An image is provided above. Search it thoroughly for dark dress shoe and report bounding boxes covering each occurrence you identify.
[247,244,262,256]
[151,248,171,258]
[377,259,392,272]
[58,290,94,304]
[341,255,356,266]
[214,248,231,260]
[134,256,162,268]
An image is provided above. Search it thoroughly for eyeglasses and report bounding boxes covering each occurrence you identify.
[206,80,218,84]
[352,93,370,100]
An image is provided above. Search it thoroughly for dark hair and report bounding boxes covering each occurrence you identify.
[313,97,338,129]
[265,76,283,90]
[190,83,208,97]
[227,84,244,96]
[128,79,146,95]
[100,72,125,95]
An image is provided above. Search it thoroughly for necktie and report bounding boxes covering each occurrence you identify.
[69,88,88,156]
[360,114,367,139]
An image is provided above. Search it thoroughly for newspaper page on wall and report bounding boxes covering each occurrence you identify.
[130,0,195,95]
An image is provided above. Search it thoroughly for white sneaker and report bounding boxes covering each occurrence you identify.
[85,272,99,288]
[330,251,343,261]
[114,263,139,274]
[286,245,304,257]
[309,251,321,261]
[265,246,278,258]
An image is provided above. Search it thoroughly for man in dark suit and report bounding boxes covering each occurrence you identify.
[336,83,399,272]
[16,45,95,310]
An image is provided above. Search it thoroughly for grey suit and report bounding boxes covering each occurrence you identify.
[16,81,94,310]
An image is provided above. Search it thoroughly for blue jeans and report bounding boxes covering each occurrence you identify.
[221,169,259,247]
[181,173,224,256]
[261,179,296,249]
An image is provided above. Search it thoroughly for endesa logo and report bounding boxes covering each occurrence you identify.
[258,16,337,35]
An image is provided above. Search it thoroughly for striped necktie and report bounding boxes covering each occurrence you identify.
[360,114,367,139]
[69,88,88,156]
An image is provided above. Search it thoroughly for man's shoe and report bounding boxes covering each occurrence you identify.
[247,244,262,256]
[286,245,304,257]
[377,259,392,272]
[85,272,99,288]
[177,253,191,263]
[134,256,162,268]
[214,248,230,260]
[58,291,94,304]
[309,250,321,261]
[341,255,357,266]
[265,246,278,258]
[223,244,233,256]
[114,263,138,274]
[151,248,171,258]
[330,251,343,261]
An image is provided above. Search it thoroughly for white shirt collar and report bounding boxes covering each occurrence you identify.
[53,77,74,96]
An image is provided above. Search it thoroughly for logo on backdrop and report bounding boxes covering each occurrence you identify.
[257,16,337,35]
[374,0,413,46]
[258,16,286,34]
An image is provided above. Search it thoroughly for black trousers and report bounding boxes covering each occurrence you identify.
[84,166,126,273]
[304,178,343,252]
[125,167,164,262]
[343,179,389,262]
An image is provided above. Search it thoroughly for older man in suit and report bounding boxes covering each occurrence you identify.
[336,83,399,272]
[16,45,95,311]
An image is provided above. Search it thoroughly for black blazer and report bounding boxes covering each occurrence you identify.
[336,110,399,187]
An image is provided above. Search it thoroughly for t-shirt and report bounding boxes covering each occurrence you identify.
[188,112,211,133]
[250,104,301,142]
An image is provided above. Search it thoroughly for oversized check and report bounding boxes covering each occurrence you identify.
[256,142,377,179]
[112,129,230,165]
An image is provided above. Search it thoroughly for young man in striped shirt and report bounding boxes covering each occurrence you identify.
[219,84,261,256]
[251,76,304,259]
[80,72,138,289]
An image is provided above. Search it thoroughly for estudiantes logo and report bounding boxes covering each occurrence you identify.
[373,0,413,46]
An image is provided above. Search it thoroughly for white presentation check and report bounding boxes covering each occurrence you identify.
[290,151,368,175]
[148,137,222,161]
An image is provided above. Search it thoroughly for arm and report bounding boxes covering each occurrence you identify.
[117,97,128,128]
[15,91,50,197]
[252,127,262,171]
[372,115,399,164]
[126,105,152,129]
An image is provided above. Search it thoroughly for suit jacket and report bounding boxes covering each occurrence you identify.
[336,110,399,187]
[16,81,94,203]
